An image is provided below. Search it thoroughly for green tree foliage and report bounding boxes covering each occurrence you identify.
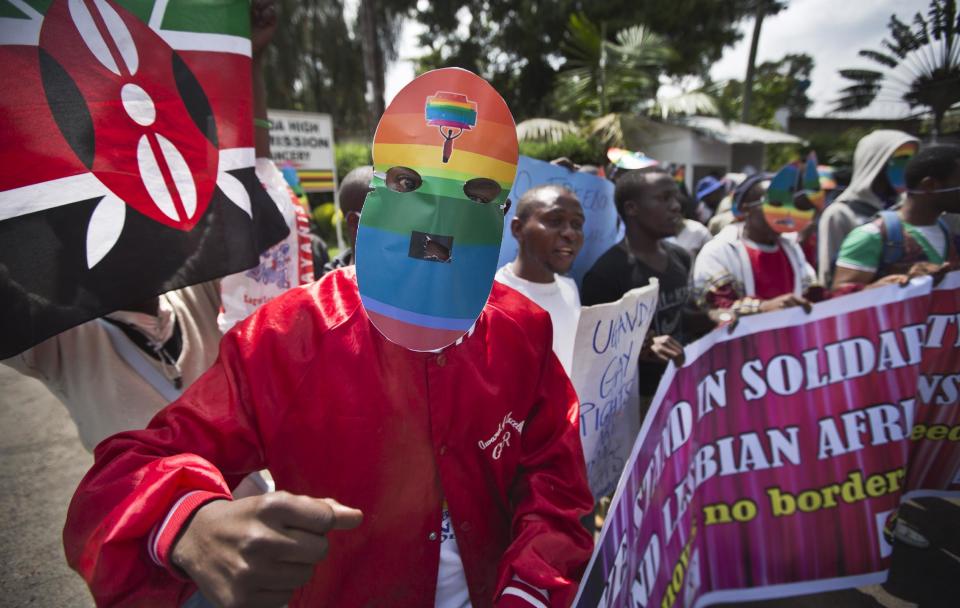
[358,0,417,130]
[587,0,780,76]
[260,0,369,136]
[415,0,766,121]
[517,14,717,148]
[518,134,605,165]
[554,15,673,117]
[715,53,814,127]
[335,142,373,180]
[835,0,960,137]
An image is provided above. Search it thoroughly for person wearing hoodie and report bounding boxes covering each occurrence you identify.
[832,143,960,288]
[817,130,919,285]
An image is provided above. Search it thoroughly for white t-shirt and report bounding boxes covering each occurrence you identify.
[666,219,712,259]
[435,503,470,608]
[494,263,581,375]
[914,224,947,259]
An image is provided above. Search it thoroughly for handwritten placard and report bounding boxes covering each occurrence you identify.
[571,281,659,498]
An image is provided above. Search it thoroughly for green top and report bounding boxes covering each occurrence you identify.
[836,219,946,274]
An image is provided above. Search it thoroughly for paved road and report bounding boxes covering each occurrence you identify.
[0,365,93,607]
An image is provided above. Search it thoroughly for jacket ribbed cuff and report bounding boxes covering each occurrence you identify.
[148,490,229,578]
[497,576,550,608]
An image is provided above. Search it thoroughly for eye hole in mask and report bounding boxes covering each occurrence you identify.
[793,193,815,211]
[463,177,502,204]
[386,166,422,193]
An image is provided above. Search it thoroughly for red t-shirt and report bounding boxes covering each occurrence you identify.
[744,241,794,299]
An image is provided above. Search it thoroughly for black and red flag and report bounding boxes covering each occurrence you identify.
[0,0,287,358]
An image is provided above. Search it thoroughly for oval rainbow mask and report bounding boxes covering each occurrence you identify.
[886,142,918,194]
[355,68,518,351]
[762,156,822,234]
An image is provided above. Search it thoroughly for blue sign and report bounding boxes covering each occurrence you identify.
[497,156,622,285]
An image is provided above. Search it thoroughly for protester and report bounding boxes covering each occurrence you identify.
[665,190,712,259]
[2,285,221,452]
[707,173,747,236]
[495,185,584,375]
[817,130,919,284]
[693,173,819,316]
[1,0,281,450]
[217,2,315,336]
[695,175,728,224]
[63,67,593,608]
[280,164,331,276]
[581,169,690,403]
[832,143,960,289]
[322,165,374,274]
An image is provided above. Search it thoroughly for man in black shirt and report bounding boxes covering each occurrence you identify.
[582,169,698,402]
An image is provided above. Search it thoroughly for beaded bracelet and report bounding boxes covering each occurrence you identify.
[731,297,761,317]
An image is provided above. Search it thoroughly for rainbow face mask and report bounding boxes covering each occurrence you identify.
[355,68,518,351]
[885,143,917,194]
[762,155,822,234]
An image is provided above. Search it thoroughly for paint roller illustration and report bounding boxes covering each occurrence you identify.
[425,92,477,163]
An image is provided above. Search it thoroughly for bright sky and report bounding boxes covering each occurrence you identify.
[384,0,930,119]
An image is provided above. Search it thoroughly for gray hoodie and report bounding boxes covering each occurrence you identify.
[817,130,918,284]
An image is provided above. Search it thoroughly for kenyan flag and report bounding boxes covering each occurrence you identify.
[0,0,287,358]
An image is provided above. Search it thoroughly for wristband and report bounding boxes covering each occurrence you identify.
[254,118,272,129]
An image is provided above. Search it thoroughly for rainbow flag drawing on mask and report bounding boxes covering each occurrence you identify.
[425,92,478,163]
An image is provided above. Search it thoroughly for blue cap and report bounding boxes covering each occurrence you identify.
[696,176,726,201]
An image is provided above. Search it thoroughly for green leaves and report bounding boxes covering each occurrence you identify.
[858,50,898,69]
[554,14,673,119]
[834,0,959,135]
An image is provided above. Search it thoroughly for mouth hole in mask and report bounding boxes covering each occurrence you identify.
[463,178,502,204]
[409,230,453,263]
[386,166,422,193]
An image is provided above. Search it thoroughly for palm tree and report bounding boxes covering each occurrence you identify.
[523,14,717,147]
[834,0,960,138]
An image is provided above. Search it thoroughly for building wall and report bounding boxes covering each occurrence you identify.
[636,127,734,193]
[730,143,765,173]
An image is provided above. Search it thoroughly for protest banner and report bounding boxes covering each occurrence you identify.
[267,109,337,193]
[497,156,622,285]
[907,270,960,495]
[575,279,934,608]
[571,281,660,498]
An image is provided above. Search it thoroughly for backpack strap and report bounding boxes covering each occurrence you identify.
[879,210,904,269]
[936,217,955,262]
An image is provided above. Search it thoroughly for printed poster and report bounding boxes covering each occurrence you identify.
[575,279,934,607]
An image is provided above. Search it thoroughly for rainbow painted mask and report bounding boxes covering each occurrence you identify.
[886,142,918,194]
[355,68,518,351]
[762,155,822,233]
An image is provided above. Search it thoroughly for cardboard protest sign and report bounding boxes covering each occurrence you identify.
[907,270,960,494]
[497,156,622,285]
[575,280,934,607]
[571,281,659,499]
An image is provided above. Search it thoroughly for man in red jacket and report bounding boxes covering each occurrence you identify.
[64,64,594,607]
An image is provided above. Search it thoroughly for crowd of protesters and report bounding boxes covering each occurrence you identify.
[2,0,960,606]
